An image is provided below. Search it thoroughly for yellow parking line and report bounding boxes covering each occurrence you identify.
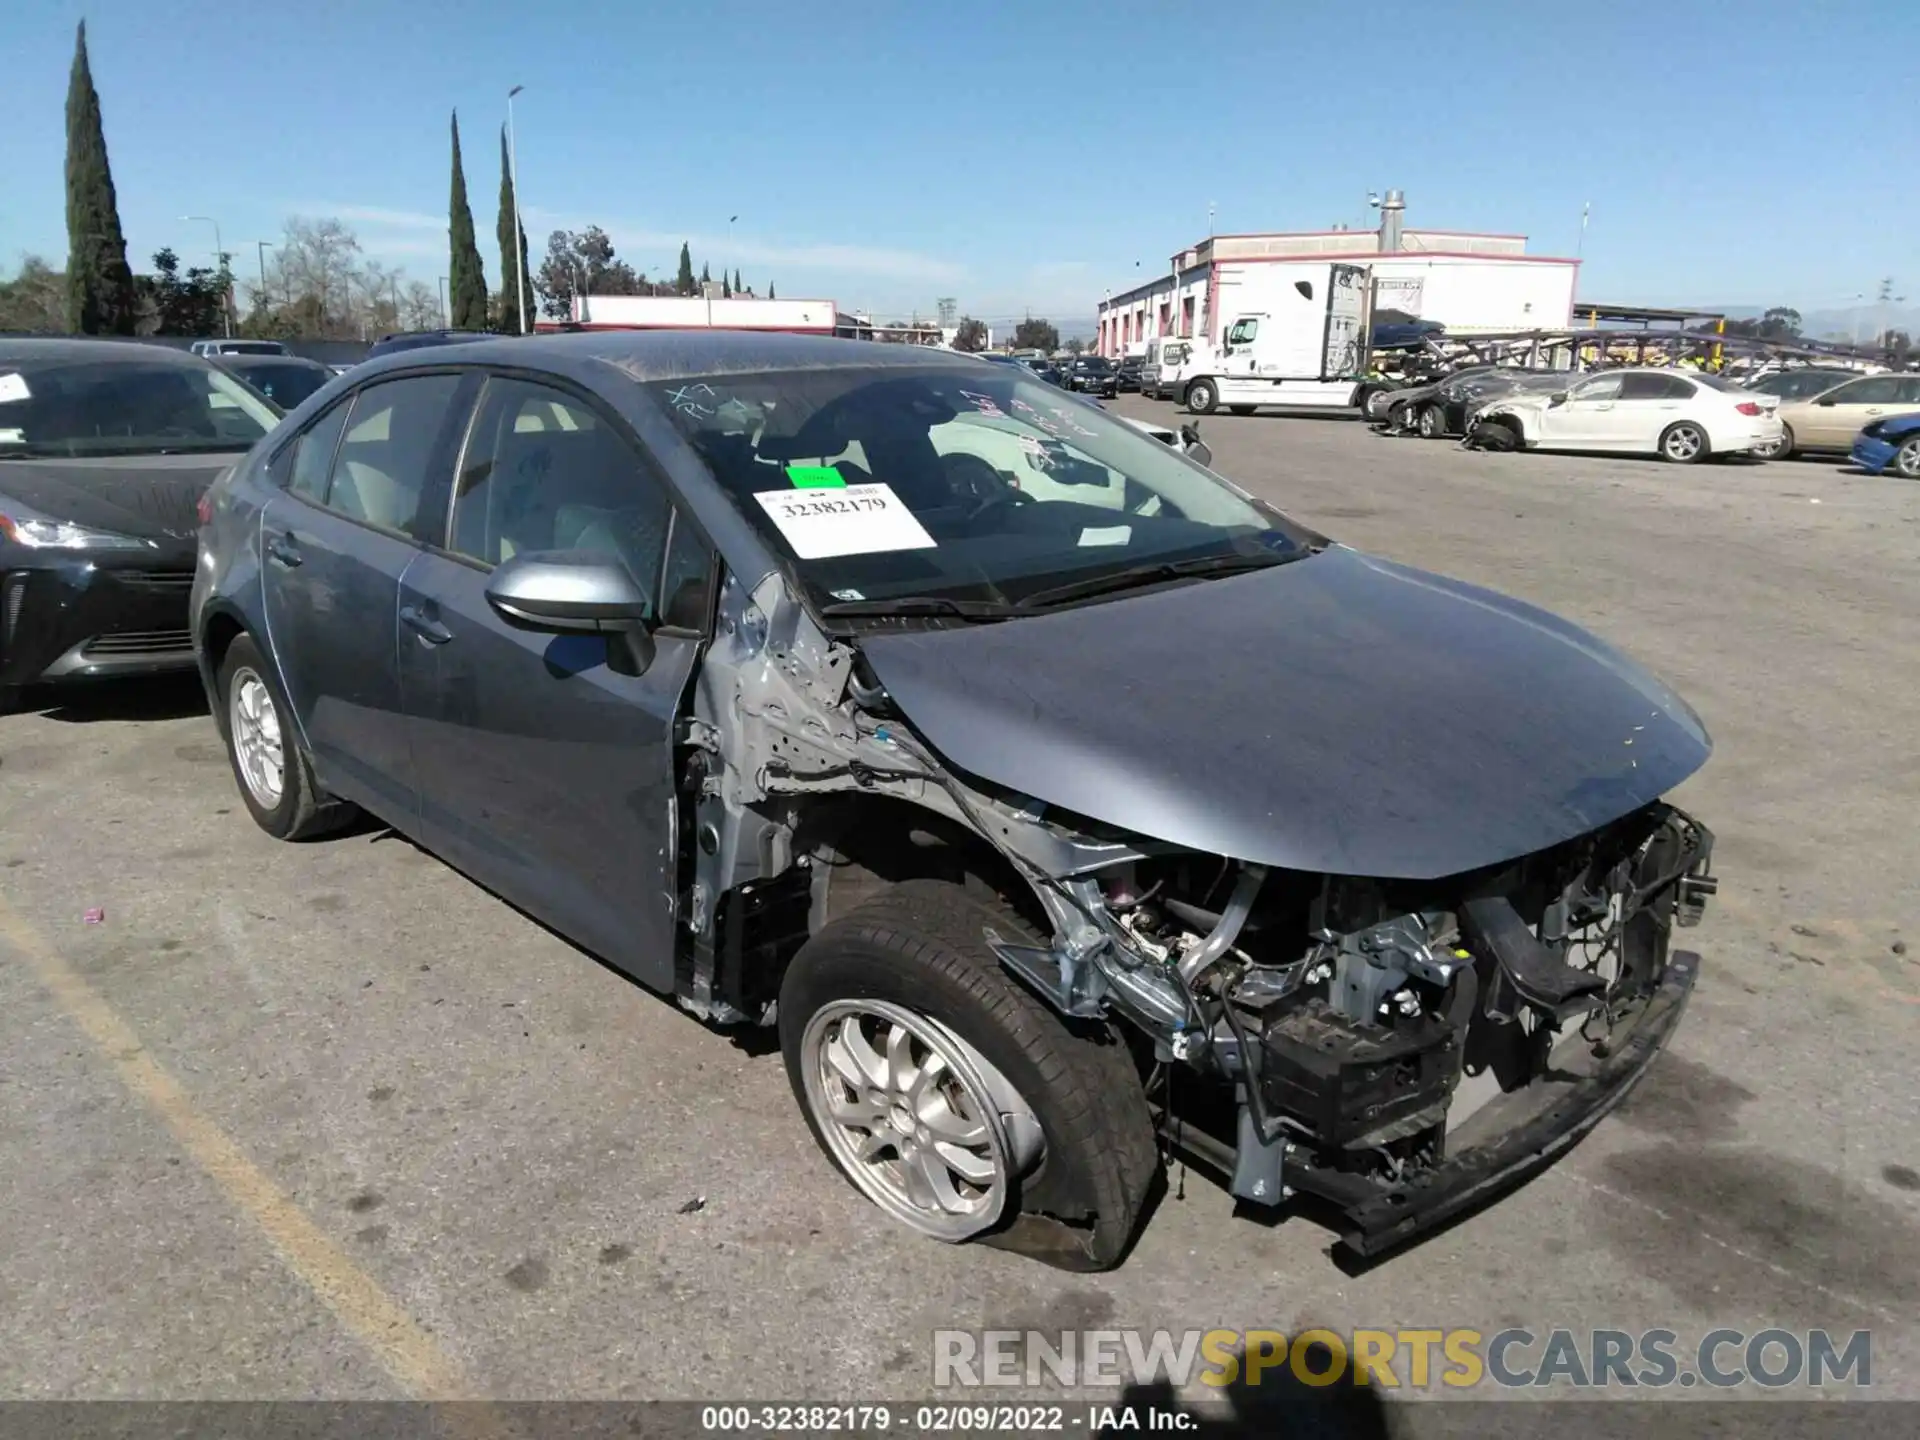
[0,891,486,1409]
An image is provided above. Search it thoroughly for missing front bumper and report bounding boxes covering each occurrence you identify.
[1296,949,1699,1256]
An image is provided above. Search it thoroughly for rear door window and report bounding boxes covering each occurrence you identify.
[284,401,350,501]
[315,374,464,537]
[1829,377,1900,406]
[1619,373,1694,401]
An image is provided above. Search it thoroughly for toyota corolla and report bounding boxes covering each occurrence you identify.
[192,333,1716,1269]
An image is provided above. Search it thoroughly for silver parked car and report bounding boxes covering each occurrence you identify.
[192,333,1716,1268]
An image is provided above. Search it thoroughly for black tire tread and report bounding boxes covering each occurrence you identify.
[217,635,359,842]
[782,878,1157,1269]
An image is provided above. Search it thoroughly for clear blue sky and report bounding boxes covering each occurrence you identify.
[1,0,1913,327]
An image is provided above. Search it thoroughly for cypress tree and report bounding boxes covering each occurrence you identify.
[733,268,743,296]
[675,243,695,296]
[447,112,489,331]
[721,273,731,299]
[768,282,775,300]
[64,21,137,334]
[495,125,534,332]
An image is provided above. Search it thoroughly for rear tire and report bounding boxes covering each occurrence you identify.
[1759,423,1794,460]
[1418,404,1447,439]
[216,634,359,841]
[1185,379,1218,415]
[779,879,1157,1270]
[1228,405,1254,416]
[1658,421,1709,464]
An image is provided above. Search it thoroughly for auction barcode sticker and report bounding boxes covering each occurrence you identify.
[754,482,937,559]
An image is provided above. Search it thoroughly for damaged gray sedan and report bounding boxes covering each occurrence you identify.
[192,333,1717,1269]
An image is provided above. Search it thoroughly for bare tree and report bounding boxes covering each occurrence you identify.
[0,256,68,332]
[265,217,365,338]
[400,280,441,331]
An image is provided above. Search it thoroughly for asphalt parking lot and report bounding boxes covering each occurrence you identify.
[3,402,1918,1419]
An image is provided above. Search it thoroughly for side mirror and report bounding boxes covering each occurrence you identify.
[485,550,656,673]
[1548,392,1569,408]
[1179,422,1212,466]
[1815,397,1837,406]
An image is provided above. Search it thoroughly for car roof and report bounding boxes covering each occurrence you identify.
[0,337,208,367]
[219,352,330,368]
[359,330,992,384]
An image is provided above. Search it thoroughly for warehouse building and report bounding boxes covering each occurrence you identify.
[1095,192,1580,356]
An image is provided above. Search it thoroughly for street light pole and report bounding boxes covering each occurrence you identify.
[255,241,273,298]
[438,276,449,328]
[507,85,528,335]
[182,214,230,337]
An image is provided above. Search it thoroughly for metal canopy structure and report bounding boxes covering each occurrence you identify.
[1568,302,1728,330]
[1373,326,1888,376]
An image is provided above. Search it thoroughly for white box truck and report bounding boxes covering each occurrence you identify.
[1177,262,1386,416]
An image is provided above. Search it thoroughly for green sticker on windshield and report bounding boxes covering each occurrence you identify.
[786,464,846,489]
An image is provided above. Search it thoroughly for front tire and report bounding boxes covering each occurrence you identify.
[1659,421,1709,464]
[1185,379,1217,415]
[1418,404,1447,439]
[216,634,358,841]
[779,880,1156,1270]
[1893,436,1920,480]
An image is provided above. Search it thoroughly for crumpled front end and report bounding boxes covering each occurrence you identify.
[986,800,1716,1254]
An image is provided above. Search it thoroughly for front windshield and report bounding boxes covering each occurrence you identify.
[648,365,1310,613]
[0,357,279,457]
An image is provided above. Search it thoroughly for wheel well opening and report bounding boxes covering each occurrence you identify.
[793,794,1050,937]
[200,612,244,678]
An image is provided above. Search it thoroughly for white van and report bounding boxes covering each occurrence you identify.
[1140,336,1195,401]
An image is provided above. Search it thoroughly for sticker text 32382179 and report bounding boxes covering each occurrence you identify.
[752,482,937,560]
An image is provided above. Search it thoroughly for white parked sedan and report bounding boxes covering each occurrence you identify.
[1476,368,1784,464]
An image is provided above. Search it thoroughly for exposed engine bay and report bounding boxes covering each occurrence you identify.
[673,566,1718,1255]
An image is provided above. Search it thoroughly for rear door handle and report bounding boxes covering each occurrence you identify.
[264,534,302,567]
[399,604,453,645]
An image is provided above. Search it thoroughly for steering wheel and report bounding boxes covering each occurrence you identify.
[940,453,1030,525]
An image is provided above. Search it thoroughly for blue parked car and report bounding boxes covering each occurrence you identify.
[1851,410,1920,479]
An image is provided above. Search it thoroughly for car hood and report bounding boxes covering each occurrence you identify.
[1871,411,1920,436]
[0,453,236,543]
[858,546,1711,879]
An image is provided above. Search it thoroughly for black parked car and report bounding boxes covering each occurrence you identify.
[216,354,335,412]
[1065,354,1119,397]
[1115,356,1145,393]
[0,339,280,707]
[192,332,1714,1269]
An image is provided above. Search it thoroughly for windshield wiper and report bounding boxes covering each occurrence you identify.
[819,595,1017,621]
[1015,550,1298,611]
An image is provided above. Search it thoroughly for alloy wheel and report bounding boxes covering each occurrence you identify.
[228,668,286,809]
[1896,438,1920,480]
[1663,424,1704,462]
[799,999,1040,1241]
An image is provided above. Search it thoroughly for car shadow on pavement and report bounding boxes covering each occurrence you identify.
[360,820,785,1058]
[1118,1335,1390,1438]
[23,673,210,724]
